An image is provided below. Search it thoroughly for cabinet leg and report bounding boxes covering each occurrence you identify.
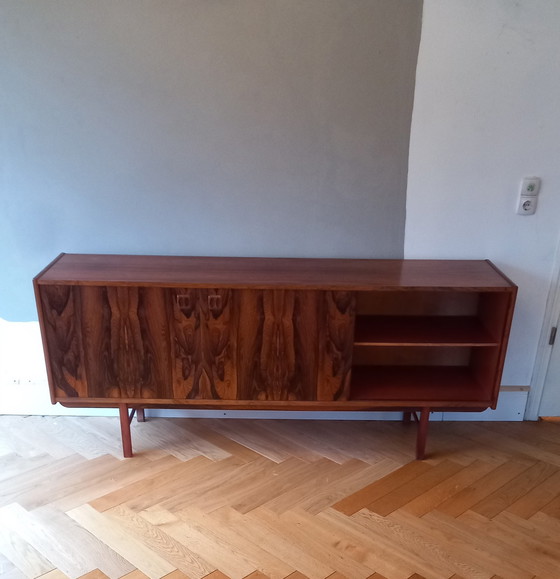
[136,408,146,422]
[403,411,412,424]
[416,408,430,460]
[119,404,134,458]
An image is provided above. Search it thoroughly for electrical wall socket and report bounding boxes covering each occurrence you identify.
[516,176,541,215]
[517,195,537,215]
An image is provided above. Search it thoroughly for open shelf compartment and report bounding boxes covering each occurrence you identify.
[353,315,499,346]
[350,365,490,404]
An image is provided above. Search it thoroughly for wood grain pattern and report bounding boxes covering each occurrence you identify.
[34,255,517,463]
[36,285,87,398]
[170,289,237,400]
[35,254,518,290]
[237,290,318,401]
[317,291,355,401]
[475,292,517,408]
[1,416,560,578]
[80,286,172,399]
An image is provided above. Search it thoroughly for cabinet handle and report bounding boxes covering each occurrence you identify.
[176,294,192,309]
[208,294,222,310]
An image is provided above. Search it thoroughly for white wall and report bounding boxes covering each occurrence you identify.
[1,0,421,322]
[1,0,423,415]
[405,0,560,404]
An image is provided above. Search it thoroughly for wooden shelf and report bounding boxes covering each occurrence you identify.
[350,365,489,403]
[353,316,498,346]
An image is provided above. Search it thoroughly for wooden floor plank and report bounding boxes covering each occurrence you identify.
[78,571,111,579]
[262,458,365,514]
[15,454,125,510]
[33,504,135,578]
[420,510,536,579]
[265,507,378,578]
[332,460,432,515]
[451,422,560,467]
[317,508,444,579]
[157,456,270,512]
[0,454,89,507]
[496,510,560,546]
[0,502,110,578]
[366,460,465,516]
[300,459,401,516]
[38,571,70,579]
[53,455,184,513]
[388,509,517,579]
[202,420,295,463]
[434,459,535,518]
[239,420,356,464]
[505,468,560,519]
[1,416,559,579]
[67,504,176,578]
[341,508,486,579]
[231,458,334,514]
[191,457,307,514]
[211,506,333,579]
[0,452,54,484]
[457,510,560,577]
[0,418,48,459]
[176,507,293,579]
[398,459,496,517]
[106,504,215,579]
[154,512,255,579]
[539,492,560,518]
[280,509,413,579]
[127,418,229,462]
[0,521,55,578]
[160,571,193,579]
[470,461,559,519]
[176,420,263,463]
[89,456,212,512]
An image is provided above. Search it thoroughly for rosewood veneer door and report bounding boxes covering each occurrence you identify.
[38,285,88,399]
[80,286,172,400]
[236,290,354,402]
[317,291,355,401]
[170,288,237,400]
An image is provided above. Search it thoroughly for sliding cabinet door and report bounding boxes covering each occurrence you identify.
[80,286,172,399]
[170,288,237,400]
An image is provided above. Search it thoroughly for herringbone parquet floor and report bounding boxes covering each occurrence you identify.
[0,415,559,579]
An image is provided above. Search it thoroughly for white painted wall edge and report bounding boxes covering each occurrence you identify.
[525,235,560,419]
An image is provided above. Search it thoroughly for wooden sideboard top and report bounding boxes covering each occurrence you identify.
[34,253,517,291]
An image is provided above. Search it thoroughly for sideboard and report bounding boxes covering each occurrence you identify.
[34,254,517,459]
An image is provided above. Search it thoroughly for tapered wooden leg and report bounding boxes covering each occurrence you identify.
[119,404,133,458]
[403,411,412,424]
[416,408,430,460]
[136,408,146,422]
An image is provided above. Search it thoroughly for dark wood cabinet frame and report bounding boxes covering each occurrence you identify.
[34,254,517,460]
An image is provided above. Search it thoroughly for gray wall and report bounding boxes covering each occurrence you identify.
[1,0,422,321]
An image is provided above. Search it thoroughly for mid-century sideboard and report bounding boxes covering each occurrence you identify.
[34,254,517,459]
